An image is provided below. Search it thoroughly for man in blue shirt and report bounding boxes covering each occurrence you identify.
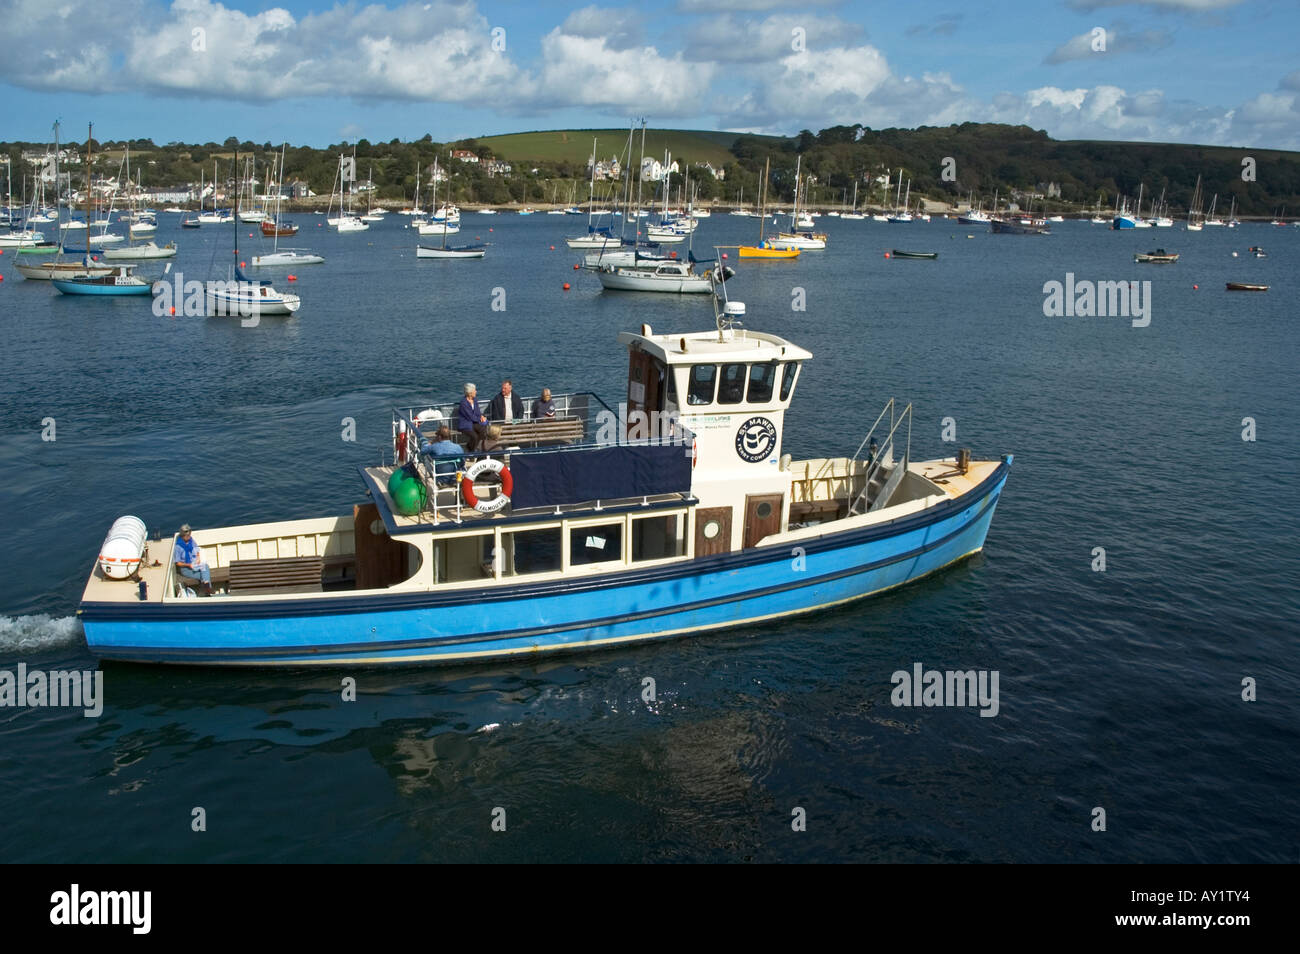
[421,426,464,485]
[173,523,213,596]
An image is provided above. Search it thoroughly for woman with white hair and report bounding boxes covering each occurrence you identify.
[457,382,489,450]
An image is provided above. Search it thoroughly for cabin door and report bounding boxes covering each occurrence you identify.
[743,494,783,549]
[625,351,663,440]
[354,502,409,589]
[694,507,732,557]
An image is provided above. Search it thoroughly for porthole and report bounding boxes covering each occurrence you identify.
[702,520,721,540]
[756,502,773,519]
[370,519,385,536]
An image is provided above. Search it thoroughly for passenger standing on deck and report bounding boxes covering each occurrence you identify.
[458,383,488,450]
[173,524,213,596]
[531,388,556,420]
[488,379,524,423]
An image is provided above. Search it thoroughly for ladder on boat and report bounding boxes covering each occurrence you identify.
[847,399,912,516]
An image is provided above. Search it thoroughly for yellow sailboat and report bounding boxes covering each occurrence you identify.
[738,158,799,260]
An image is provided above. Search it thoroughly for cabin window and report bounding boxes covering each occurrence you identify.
[687,365,716,405]
[747,363,776,403]
[503,526,562,577]
[665,368,678,405]
[779,362,800,401]
[435,532,495,583]
[718,364,746,404]
[569,522,623,567]
[632,514,685,561]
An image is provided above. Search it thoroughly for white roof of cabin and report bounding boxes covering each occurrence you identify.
[618,327,813,366]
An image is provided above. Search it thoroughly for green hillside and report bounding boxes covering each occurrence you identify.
[475,128,760,167]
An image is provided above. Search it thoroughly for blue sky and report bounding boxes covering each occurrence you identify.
[1,0,1296,149]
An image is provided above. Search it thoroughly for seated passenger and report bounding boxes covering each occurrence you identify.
[488,379,524,423]
[422,426,464,485]
[173,523,213,596]
[480,423,505,454]
[531,388,556,420]
[457,383,489,451]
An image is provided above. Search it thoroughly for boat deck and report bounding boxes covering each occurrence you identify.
[81,538,175,604]
[912,458,1000,499]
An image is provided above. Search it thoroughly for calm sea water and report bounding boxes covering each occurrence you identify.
[1,213,1296,862]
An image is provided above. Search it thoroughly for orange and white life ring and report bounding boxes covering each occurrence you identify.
[460,458,513,513]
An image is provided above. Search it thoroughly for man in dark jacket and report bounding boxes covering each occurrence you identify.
[487,379,525,422]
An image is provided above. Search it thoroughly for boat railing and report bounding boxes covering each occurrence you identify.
[848,399,913,516]
[395,390,613,440]
[388,395,696,525]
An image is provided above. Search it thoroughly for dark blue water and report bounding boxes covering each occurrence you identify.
[2,214,1296,862]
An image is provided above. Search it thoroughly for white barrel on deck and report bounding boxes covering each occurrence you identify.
[98,515,147,579]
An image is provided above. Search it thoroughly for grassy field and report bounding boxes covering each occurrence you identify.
[474,129,758,167]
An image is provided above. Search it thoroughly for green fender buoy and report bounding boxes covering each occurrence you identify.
[387,463,428,516]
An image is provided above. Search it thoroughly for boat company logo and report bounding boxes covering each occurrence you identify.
[735,416,778,462]
[891,663,1000,717]
[49,884,151,934]
[0,663,103,717]
[1042,273,1152,327]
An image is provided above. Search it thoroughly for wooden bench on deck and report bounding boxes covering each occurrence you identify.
[227,556,325,594]
[495,417,585,447]
[433,417,585,450]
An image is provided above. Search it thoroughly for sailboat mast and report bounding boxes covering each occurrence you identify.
[442,151,451,250]
[586,137,597,229]
[83,123,92,266]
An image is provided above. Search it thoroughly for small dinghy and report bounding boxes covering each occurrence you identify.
[1135,249,1179,263]
[417,244,486,259]
[1225,282,1268,291]
[891,250,938,259]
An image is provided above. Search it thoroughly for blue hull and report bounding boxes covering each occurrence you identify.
[51,280,151,296]
[82,460,1010,666]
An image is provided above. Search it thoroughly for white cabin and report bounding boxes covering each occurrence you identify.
[618,311,812,554]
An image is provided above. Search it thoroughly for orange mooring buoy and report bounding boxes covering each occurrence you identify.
[563,283,570,291]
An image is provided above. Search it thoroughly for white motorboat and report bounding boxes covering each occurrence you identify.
[102,240,177,260]
[417,221,459,236]
[207,278,302,315]
[766,231,827,251]
[0,230,45,248]
[251,250,325,267]
[335,215,369,232]
[583,248,672,268]
[416,244,486,259]
[596,259,731,293]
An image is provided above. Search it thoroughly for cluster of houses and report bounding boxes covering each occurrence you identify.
[450,150,513,177]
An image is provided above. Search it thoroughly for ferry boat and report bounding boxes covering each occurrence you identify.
[77,282,1012,667]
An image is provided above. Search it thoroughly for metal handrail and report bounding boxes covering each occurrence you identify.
[849,400,912,516]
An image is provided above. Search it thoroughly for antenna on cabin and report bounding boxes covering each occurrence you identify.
[709,247,742,341]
